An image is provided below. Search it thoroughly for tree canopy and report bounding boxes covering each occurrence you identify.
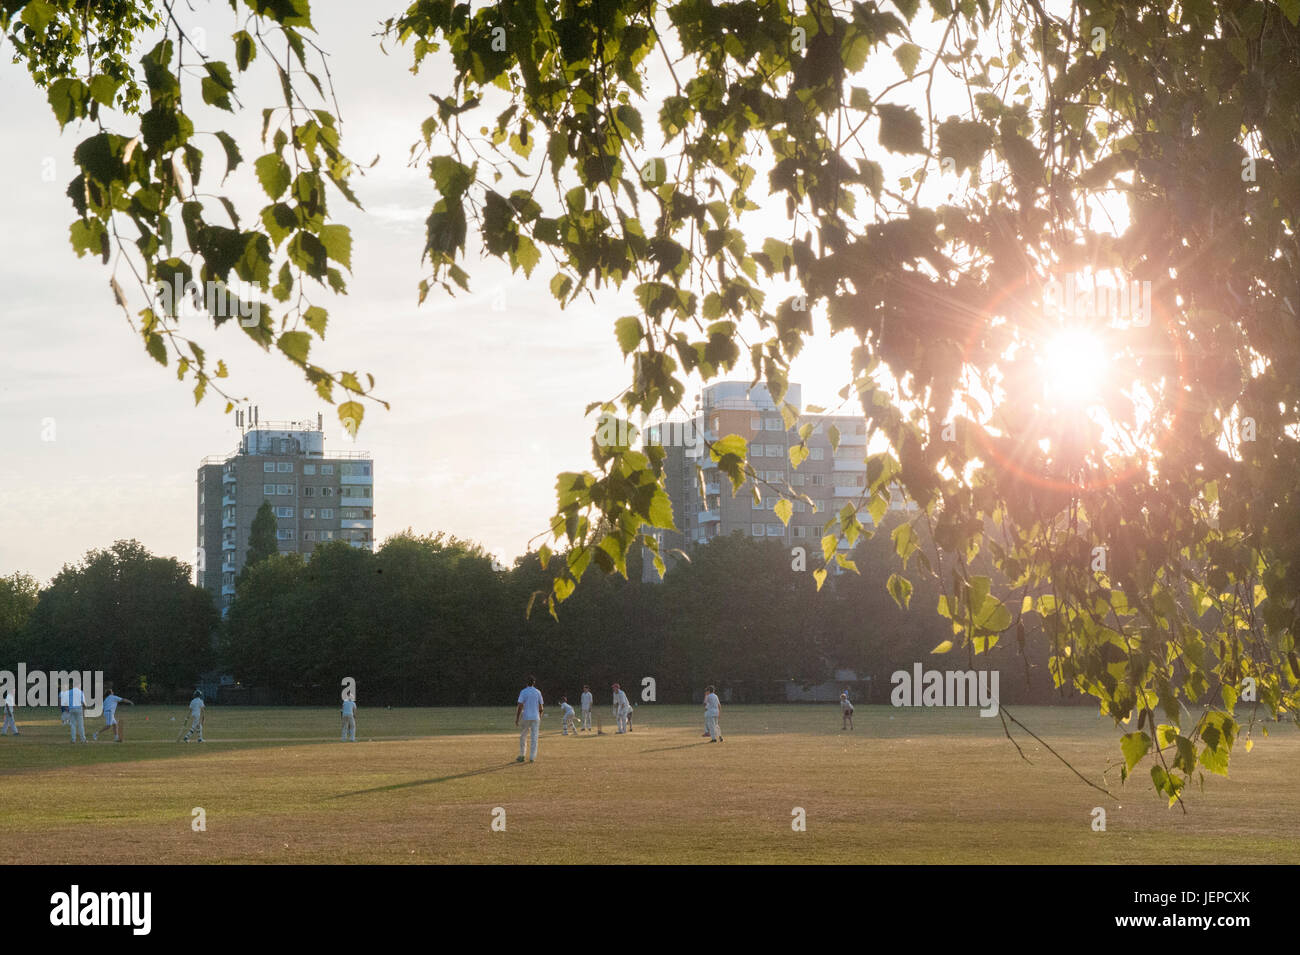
[7,0,1300,802]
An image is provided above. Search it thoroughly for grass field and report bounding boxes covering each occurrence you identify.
[2,703,1296,863]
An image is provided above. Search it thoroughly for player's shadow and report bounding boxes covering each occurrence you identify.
[331,762,516,798]
[638,741,713,754]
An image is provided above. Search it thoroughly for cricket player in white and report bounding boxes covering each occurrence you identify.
[560,697,578,735]
[515,676,543,762]
[94,688,133,742]
[840,690,855,730]
[611,683,631,733]
[580,685,593,731]
[60,680,88,743]
[341,697,357,741]
[181,690,205,742]
[1,689,17,736]
[704,685,722,742]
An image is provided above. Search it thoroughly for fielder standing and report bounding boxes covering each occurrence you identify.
[1,688,17,736]
[60,677,88,743]
[341,696,357,742]
[840,690,855,730]
[515,676,543,763]
[180,690,205,742]
[580,685,593,732]
[704,685,723,743]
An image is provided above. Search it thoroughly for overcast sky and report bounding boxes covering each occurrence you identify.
[0,2,864,584]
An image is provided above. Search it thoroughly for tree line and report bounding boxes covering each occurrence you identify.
[1,517,1075,707]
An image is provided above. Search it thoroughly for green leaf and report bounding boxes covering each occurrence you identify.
[876,104,925,154]
[887,573,913,610]
[48,78,89,128]
[1121,731,1150,772]
[319,223,352,270]
[303,305,328,338]
[932,639,954,654]
[614,316,642,355]
[254,153,291,200]
[338,401,364,437]
[233,30,257,71]
[277,331,311,364]
[893,42,921,77]
[775,499,793,526]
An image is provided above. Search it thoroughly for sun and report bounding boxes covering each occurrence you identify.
[1041,327,1108,408]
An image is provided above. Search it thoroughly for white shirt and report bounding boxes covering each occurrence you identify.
[189,698,205,718]
[103,694,123,719]
[517,686,543,721]
[840,695,853,711]
[560,702,575,718]
[60,687,86,708]
[704,692,720,715]
[612,689,629,712]
[342,700,356,717]
[3,691,14,710]
[580,691,592,710]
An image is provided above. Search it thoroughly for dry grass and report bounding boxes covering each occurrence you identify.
[2,704,1296,863]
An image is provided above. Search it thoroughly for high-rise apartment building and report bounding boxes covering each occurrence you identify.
[197,415,374,613]
[646,381,915,567]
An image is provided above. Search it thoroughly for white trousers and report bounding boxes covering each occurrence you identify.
[68,707,86,742]
[562,714,577,735]
[706,714,720,740]
[1,711,16,734]
[581,707,591,730]
[616,710,628,733]
[519,719,539,760]
[184,717,203,740]
[341,715,356,740]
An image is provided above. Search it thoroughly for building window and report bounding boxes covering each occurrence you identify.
[321,508,334,519]
[765,444,782,457]
[264,462,276,472]
[303,486,315,497]
[303,464,316,475]
[275,506,294,518]
[321,529,335,540]
[303,508,316,519]
[321,487,334,497]
[342,508,369,519]
[791,473,805,486]
[276,529,293,541]
[752,497,763,511]
[751,523,765,536]
[811,473,826,486]
[276,484,294,495]
[750,415,763,430]
[303,531,316,541]
[263,483,276,495]
[810,448,824,461]
[766,523,784,536]
[277,462,294,473]
[793,525,808,538]
[321,464,334,475]
[765,418,782,430]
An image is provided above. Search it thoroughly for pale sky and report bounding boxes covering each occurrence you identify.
[0,2,873,583]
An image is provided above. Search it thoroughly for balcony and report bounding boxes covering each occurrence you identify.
[221,560,236,574]
[340,473,373,485]
[837,432,868,446]
[222,493,236,506]
[341,519,373,530]
[704,482,720,495]
[697,509,720,523]
[222,516,237,529]
[222,539,236,551]
[221,584,236,596]
[832,456,867,471]
[833,485,866,497]
[222,471,236,484]
[347,539,373,550]
[340,495,372,507]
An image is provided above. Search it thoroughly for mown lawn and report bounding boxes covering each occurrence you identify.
[1,704,1295,863]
